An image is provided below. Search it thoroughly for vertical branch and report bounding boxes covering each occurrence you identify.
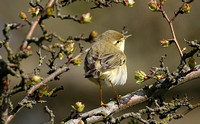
[169,22,183,57]
[161,6,183,57]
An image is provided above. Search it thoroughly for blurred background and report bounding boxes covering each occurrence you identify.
[0,0,200,123]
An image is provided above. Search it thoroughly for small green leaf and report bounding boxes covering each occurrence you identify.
[58,52,64,60]
[72,102,85,112]
[80,12,92,24]
[72,58,82,66]
[148,0,159,12]
[160,39,170,48]
[135,70,147,84]
[181,3,192,14]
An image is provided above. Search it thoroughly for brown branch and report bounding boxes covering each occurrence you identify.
[0,57,14,124]
[0,76,9,124]
[21,0,55,50]
[5,47,90,124]
[160,6,183,57]
[64,68,200,123]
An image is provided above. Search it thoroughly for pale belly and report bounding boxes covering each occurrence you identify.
[88,64,127,86]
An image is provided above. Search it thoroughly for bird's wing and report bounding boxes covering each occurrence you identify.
[85,46,126,78]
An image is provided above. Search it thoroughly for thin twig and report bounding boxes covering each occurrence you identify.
[160,5,183,57]
[21,0,55,50]
[44,106,55,124]
[5,47,90,124]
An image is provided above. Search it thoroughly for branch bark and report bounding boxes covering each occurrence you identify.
[21,0,55,50]
[5,48,90,124]
[0,57,10,124]
[64,68,200,124]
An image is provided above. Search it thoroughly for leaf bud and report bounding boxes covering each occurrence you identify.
[46,8,54,16]
[135,70,147,84]
[58,52,64,60]
[89,30,98,41]
[28,8,40,17]
[31,75,42,83]
[72,101,85,112]
[19,11,27,20]
[188,57,196,69]
[124,0,135,7]
[160,39,170,48]
[148,0,160,12]
[80,12,92,24]
[71,58,82,66]
[181,3,192,14]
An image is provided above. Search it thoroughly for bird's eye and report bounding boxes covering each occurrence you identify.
[115,40,120,44]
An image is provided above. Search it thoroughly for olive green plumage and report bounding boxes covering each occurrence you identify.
[84,30,130,106]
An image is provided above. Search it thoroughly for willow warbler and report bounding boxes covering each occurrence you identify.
[84,30,131,106]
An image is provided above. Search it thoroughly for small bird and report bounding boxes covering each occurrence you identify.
[84,30,131,106]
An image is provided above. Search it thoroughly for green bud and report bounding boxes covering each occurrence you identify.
[31,75,42,83]
[153,74,164,79]
[72,58,82,66]
[80,12,92,24]
[26,102,33,109]
[46,8,54,16]
[148,0,160,12]
[135,70,147,84]
[188,57,196,69]
[66,41,74,53]
[64,41,75,57]
[89,30,98,40]
[58,52,64,60]
[72,101,85,112]
[28,8,40,17]
[124,0,135,7]
[38,85,48,98]
[160,39,170,48]
[19,11,27,20]
[181,3,192,14]
[188,104,194,109]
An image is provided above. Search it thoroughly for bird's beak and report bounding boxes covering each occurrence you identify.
[124,34,132,40]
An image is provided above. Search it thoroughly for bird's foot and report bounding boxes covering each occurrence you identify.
[100,101,108,107]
